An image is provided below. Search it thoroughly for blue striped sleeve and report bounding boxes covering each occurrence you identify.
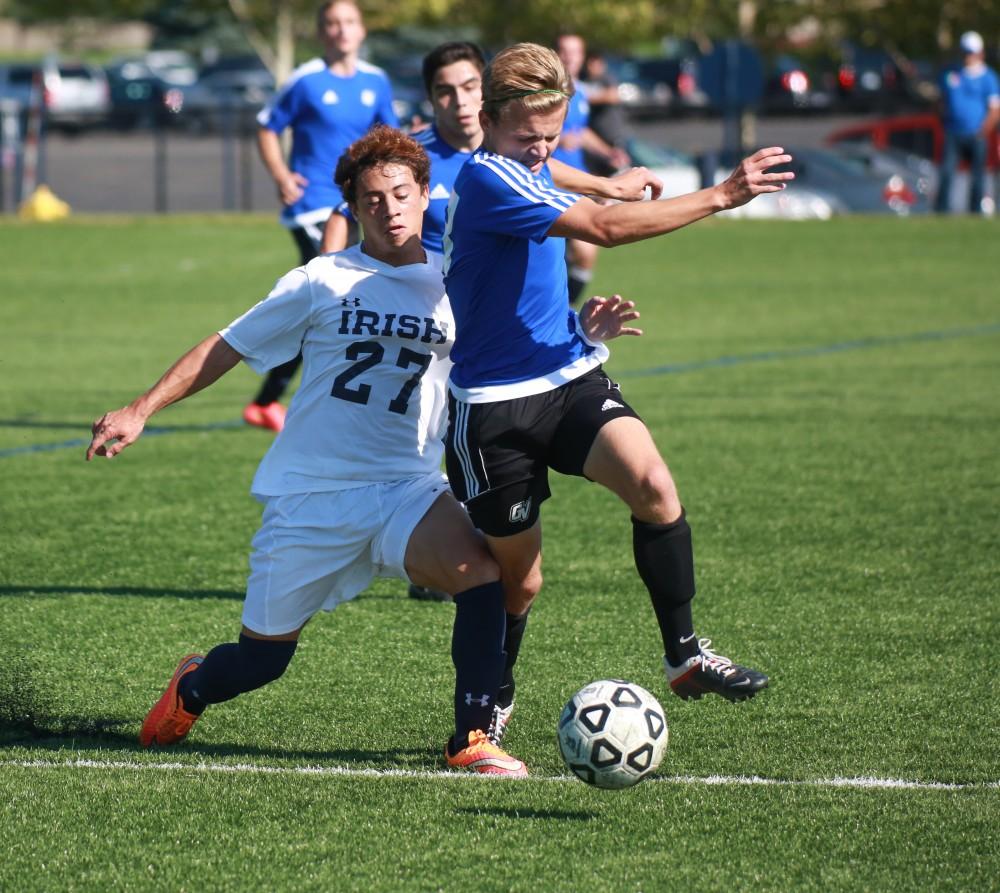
[467,153,579,241]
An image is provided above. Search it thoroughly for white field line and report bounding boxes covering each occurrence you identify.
[1,757,995,791]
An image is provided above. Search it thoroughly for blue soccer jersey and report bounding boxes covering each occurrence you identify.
[442,151,608,401]
[551,82,590,171]
[940,64,1000,134]
[258,58,398,228]
[413,125,473,254]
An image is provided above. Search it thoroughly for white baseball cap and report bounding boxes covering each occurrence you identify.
[959,31,984,55]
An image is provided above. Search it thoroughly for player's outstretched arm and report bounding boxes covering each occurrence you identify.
[579,294,642,342]
[549,158,663,202]
[550,147,794,246]
[86,334,243,461]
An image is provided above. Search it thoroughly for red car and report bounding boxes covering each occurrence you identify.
[826,113,1000,170]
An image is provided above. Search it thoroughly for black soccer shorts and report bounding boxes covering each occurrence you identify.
[445,366,641,537]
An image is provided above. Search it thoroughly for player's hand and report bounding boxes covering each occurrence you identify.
[716,147,794,210]
[608,166,663,202]
[580,294,642,343]
[277,171,308,206]
[86,407,147,461]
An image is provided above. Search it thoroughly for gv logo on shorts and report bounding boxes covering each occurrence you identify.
[509,499,532,524]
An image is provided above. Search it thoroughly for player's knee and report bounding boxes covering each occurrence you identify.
[505,568,542,615]
[631,463,681,523]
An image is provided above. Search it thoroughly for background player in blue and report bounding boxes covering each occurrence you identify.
[934,30,1000,215]
[553,32,629,306]
[442,43,794,746]
[248,0,397,432]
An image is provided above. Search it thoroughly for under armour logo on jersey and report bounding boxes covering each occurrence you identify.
[341,297,361,307]
[322,89,338,105]
[509,499,532,524]
[465,693,491,707]
[601,399,624,412]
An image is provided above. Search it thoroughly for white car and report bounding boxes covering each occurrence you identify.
[0,59,110,129]
[625,138,835,218]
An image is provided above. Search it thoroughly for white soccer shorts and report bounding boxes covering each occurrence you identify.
[242,471,448,635]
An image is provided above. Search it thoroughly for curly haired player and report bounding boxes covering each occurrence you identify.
[87,125,639,775]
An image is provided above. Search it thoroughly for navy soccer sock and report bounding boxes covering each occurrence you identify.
[632,512,700,666]
[498,609,530,709]
[566,265,592,305]
[178,633,297,714]
[450,581,506,752]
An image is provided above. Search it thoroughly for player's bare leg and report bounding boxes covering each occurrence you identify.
[406,493,527,776]
[584,416,768,702]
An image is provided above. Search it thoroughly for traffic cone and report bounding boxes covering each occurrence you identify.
[18,184,71,221]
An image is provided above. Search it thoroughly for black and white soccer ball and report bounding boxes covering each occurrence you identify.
[557,679,668,789]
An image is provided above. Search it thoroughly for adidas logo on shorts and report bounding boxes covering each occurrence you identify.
[601,399,624,412]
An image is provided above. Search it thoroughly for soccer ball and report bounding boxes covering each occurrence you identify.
[557,679,668,789]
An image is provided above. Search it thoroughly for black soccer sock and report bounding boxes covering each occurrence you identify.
[567,265,593,306]
[178,634,297,713]
[254,354,302,406]
[498,609,530,709]
[450,581,506,752]
[632,512,700,666]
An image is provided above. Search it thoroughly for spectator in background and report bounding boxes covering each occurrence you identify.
[553,32,630,305]
[581,48,631,176]
[249,0,397,432]
[935,30,1000,215]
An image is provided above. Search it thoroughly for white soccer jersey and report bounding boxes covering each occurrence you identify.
[220,245,453,497]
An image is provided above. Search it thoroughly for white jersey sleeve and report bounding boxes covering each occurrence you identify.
[220,268,313,374]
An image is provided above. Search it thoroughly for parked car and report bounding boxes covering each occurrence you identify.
[142,50,198,89]
[830,142,939,206]
[176,57,275,133]
[105,59,185,129]
[829,42,933,113]
[715,146,926,217]
[758,53,835,115]
[0,59,110,130]
[624,138,843,219]
[609,44,709,119]
[826,113,1000,170]
[826,113,998,211]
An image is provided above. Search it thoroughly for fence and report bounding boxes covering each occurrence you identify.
[0,102,279,215]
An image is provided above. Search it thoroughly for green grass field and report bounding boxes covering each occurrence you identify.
[0,215,997,892]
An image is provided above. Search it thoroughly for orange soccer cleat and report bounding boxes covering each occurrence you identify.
[139,654,205,747]
[242,401,286,432]
[445,729,528,778]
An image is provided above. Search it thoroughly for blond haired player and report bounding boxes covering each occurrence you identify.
[442,44,794,744]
